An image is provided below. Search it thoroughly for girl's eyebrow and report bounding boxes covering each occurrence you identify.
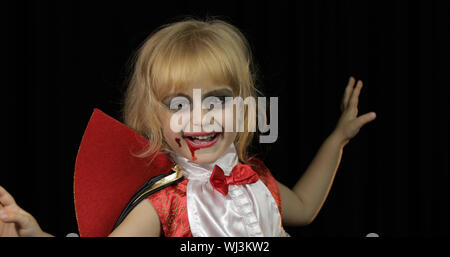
[163,88,233,103]
[202,88,233,99]
[162,93,192,104]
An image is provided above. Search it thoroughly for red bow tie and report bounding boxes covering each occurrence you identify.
[209,163,260,196]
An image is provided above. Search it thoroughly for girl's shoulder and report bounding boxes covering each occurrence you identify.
[147,177,188,200]
[146,177,188,217]
[247,157,274,181]
[146,178,192,237]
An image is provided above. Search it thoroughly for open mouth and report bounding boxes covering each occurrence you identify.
[182,131,222,148]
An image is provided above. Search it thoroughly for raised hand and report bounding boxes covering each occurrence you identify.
[333,76,376,146]
[0,185,49,237]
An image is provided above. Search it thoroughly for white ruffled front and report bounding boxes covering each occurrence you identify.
[169,144,289,237]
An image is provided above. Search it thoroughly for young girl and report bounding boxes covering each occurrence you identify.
[0,17,376,237]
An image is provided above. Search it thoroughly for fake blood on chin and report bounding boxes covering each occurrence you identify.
[179,132,222,161]
[175,138,182,148]
[174,137,198,161]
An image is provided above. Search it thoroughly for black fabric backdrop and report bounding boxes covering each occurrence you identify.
[0,0,448,237]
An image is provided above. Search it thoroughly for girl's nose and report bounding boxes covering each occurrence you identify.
[187,108,221,132]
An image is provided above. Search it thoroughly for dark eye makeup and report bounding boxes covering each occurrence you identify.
[162,88,233,111]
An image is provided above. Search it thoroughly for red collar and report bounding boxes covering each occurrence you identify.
[74,108,174,237]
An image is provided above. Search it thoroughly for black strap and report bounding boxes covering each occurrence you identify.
[112,170,183,231]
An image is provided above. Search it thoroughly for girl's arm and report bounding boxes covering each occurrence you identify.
[277,132,345,226]
[276,133,343,226]
[278,77,376,226]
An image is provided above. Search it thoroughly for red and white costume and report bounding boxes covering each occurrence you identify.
[148,144,289,237]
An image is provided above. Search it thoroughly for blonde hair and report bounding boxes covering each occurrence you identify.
[121,16,260,163]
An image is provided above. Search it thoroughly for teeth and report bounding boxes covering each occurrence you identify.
[191,134,215,140]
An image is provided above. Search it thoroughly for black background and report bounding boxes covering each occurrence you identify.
[0,0,448,237]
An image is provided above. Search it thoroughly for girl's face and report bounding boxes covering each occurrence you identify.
[158,73,237,164]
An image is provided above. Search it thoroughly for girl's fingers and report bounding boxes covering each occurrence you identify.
[0,186,17,207]
[0,206,29,228]
[341,76,355,111]
[349,80,363,109]
[355,112,376,129]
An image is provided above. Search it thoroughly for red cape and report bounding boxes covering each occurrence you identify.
[74,108,174,237]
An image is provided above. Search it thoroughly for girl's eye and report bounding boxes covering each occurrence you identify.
[167,96,191,112]
[203,96,227,109]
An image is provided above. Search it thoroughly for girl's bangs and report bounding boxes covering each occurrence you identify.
[151,40,237,100]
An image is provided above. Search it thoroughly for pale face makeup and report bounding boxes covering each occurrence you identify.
[158,73,237,164]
